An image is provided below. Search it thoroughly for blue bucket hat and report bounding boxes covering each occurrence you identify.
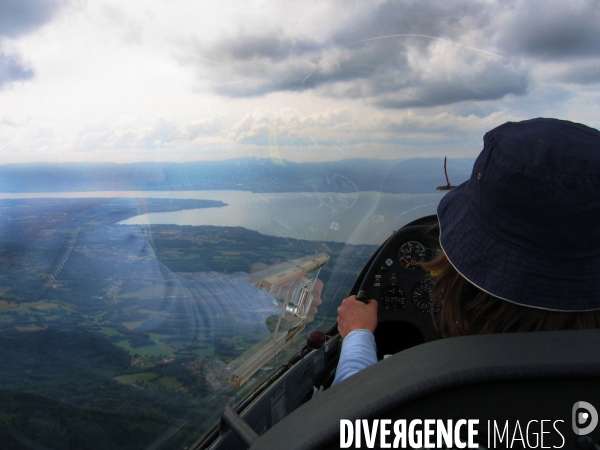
[438,118,600,311]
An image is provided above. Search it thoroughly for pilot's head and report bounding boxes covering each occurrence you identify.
[425,118,600,336]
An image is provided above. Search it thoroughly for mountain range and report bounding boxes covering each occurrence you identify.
[0,157,474,194]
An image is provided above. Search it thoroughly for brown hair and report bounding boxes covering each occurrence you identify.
[422,252,600,337]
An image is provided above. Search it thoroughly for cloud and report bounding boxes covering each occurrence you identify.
[185,30,323,97]
[203,30,321,62]
[102,118,180,150]
[0,0,72,90]
[227,107,353,145]
[382,110,518,136]
[224,106,517,158]
[0,52,34,88]
[331,0,491,46]
[78,116,223,151]
[496,0,600,60]
[0,0,71,38]
[187,0,529,108]
[317,41,529,108]
[182,116,223,139]
[556,61,600,85]
[1,117,19,127]
[0,102,519,162]
[100,4,144,45]
[533,60,600,85]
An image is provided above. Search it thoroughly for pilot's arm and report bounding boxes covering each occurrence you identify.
[332,296,378,385]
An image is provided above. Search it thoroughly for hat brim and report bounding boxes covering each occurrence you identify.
[438,182,599,311]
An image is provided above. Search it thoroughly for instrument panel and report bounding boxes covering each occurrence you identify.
[356,216,441,351]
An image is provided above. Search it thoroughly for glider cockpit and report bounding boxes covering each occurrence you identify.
[198,215,600,450]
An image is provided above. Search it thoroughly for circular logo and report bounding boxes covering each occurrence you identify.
[573,401,598,435]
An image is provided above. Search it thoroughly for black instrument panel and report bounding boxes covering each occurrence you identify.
[356,216,441,354]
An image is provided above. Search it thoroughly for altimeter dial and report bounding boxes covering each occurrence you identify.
[412,277,442,313]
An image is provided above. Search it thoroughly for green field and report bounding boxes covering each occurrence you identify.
[100,327,126,336]
[115,372,160,384]
[157,376,183,390]
[115,339,169,357]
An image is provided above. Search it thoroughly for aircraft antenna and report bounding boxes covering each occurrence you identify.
[436,156,456,190]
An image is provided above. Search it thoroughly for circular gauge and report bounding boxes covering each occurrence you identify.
[412,277,442,313]
[397,240,427,270]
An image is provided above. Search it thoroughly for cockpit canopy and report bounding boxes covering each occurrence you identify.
[1,1,599,448]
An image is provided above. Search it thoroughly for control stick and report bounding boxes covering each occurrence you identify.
[356,290,369,304]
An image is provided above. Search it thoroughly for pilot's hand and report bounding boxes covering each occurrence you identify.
[305,279,323,324]
[337,295,378,339]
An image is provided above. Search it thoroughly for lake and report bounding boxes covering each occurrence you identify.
[0,190,447,245]
[118,190,447,245]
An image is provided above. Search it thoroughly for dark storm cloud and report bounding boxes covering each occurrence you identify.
[311,35,529,108]
[555,61,600,85]
[0,0,71,90]
[189,29,325,97]
[0,0,70,38]
[373,69,529,109]
[497,0,600,60]
[192,0,531,107]
[332,0,490,46]
[0,53,34,88]
[204,36,411,98]
[204,30,321,62]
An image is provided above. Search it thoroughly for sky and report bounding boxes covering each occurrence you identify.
[0,0,599,163]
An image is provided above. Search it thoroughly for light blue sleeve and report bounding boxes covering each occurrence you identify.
[332,329,377,386]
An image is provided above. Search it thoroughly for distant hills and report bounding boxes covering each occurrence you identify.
[0,157,474,194]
